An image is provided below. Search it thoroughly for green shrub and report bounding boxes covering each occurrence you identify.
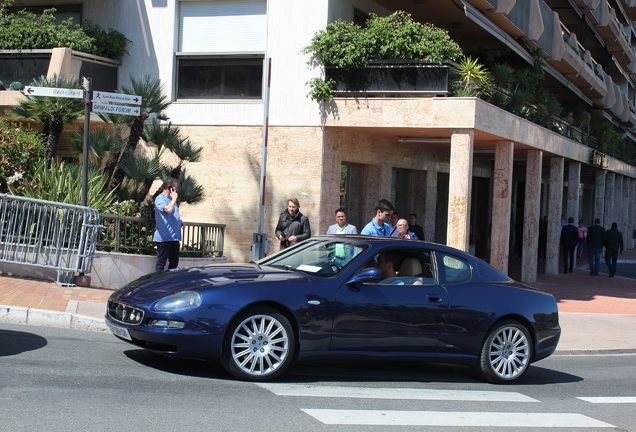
[81,20,130,60]
[9,159,116,211]
[0,120,45,193]
[0,6,129,59]
[8,81,23,90]
[303,11,463,102]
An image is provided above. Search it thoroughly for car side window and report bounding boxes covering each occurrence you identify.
[436,252,471,284]
[375,250,438,286]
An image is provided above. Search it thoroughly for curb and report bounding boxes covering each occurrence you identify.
[0,305,108,332]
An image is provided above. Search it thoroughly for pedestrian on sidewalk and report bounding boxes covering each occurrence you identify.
[560,217,578,273]
[586,218,605,276]
[577,219,587,258]
[604,222,624,278]
[275,198,311,249]
[153,177,184,272]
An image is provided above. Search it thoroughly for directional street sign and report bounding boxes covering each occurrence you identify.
[23,86,84,99]
[92,102,141,116]
[93,91,142,105]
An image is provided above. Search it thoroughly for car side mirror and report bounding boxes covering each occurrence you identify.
[347,267,381,284]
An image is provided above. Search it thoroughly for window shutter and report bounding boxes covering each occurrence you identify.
[179,0,267,53]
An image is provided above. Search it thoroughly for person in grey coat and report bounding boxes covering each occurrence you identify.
[326,207,358,235]
[604,222,624,278]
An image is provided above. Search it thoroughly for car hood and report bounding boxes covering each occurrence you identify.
[111,263,307,303]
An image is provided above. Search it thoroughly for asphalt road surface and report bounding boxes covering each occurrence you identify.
[1,323,635,432]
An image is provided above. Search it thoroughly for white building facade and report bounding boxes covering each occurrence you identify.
[6,0,636,283]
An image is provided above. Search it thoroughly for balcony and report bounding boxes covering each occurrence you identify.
[326,61,452,97]
[0,47,120,96]
[593,2,635,68]
[623,0,636,20]
[549,30,608,101]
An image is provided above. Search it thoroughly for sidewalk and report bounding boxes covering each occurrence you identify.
[1,250,636,352]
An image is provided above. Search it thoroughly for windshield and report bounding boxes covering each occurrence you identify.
[258,239,367,276]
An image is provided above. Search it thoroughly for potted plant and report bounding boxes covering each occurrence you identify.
[303,11,464,101]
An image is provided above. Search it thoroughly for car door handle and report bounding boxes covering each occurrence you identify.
[307,300,321,305]
[427,295,443,303]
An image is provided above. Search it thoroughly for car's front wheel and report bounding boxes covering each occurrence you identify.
[479,320,532,383]
[221,307,295,381]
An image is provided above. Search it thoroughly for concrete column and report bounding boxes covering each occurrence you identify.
[621,176,629,242]
[47,47,73,79]
[594,170,606,223]
[490,141,514,274]
[521,150,542,283]
[622,177,632,245]
[566,161,581,221]
[604,172,615,227]
[425,169,437,242]
[447,129,474,252]
[614,175,623,230]
[545,157,564,275]
[623,178,636,249]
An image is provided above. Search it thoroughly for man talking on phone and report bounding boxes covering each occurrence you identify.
[153,177,184,272]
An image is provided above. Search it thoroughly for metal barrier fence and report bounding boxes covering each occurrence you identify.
[97,213,225,257]
[0,194,101,285]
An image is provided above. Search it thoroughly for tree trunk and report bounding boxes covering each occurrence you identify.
[110,118,144,190]
[45,113,64,160]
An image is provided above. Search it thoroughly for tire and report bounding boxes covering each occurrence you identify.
[478,320,533,383]
[221,307,295,381]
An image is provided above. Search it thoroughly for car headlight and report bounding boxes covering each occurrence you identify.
[153,291,202,312]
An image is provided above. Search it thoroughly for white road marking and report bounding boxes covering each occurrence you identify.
[256,383,538,402]
[301,409,616,427]
[578,396,636,403]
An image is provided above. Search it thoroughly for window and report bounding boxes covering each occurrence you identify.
[340,163,365,231]
[177,56,263,99]
[436,252,471,284]
[176,0,266,100]
[391,168,413,215]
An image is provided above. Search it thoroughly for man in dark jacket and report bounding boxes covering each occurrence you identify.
[586,218,605,276]
[275,198,311,249]
[408,213,425,241]
[560,217,579,273]
[604,222,624,277]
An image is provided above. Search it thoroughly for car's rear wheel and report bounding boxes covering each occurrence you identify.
[479,320,532,383]
[221,307,295,381]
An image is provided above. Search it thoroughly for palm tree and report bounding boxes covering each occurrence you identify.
[100,75,171,190]
[7,74,84,160]
[138,118,204,205]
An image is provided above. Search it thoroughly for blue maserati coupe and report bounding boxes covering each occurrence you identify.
[105,235,560,383]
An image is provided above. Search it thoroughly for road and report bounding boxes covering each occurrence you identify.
[1,323,634,432]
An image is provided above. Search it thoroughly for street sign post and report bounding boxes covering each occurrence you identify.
[92,102,141,116]
[93,91,142,105]
[24,86,83,99]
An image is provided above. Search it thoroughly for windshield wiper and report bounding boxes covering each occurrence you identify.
[268,264,295,271]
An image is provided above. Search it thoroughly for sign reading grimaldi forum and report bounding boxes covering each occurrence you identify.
[23,86,142,117]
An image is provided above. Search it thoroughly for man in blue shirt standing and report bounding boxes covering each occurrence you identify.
[153,177,184,272]
[360,199,395,236]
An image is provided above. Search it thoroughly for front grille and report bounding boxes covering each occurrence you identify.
[108,300,144,325]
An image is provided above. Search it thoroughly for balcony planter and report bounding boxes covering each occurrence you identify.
[0,48,120,92]
[326,61,452,96]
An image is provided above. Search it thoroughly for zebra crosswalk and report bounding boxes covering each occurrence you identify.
[257,383,625,428]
